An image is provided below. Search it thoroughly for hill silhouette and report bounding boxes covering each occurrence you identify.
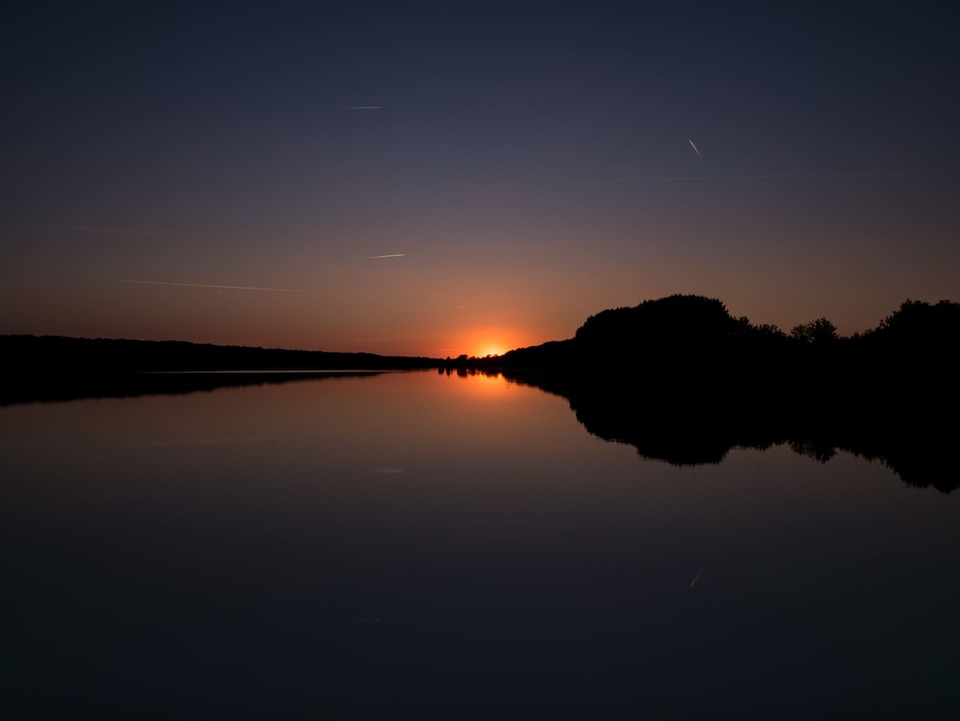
[487,294,789,379]
[486,294,959,390]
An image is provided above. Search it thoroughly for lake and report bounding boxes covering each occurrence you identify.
[3,370,958,719]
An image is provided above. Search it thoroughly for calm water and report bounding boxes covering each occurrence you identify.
[2,371,958,719]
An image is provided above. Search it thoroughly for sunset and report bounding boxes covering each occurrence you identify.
[3,2,959,718]
[3,3,958,355]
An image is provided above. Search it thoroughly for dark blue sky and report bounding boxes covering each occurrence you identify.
[3,2,958,354]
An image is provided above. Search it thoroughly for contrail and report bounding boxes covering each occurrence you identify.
[688,139,703,160]
[122,280,313,293]
[364,253,406,259]
[690,570,702,589]
[339,106,383,110]
[21,223,167,236]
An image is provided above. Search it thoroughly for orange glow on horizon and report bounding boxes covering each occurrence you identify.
[442,326,531,359]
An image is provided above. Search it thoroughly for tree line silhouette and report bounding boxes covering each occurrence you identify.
[463,294,959,413]
[482,294,959,381]
[466,294,959,492]
[0,335,435,405]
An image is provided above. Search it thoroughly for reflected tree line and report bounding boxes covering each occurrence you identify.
[487,369,957,493]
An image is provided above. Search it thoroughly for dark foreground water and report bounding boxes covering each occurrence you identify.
[2,371,958,719]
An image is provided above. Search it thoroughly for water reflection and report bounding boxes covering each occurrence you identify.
[2,372,959,718]
[491,370,959,493]
[6,367,957,492]
[0,369,389,406]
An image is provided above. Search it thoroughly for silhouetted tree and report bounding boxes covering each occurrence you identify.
[790,317,838,345]
[872,299,960,350]
[753,323,787,339]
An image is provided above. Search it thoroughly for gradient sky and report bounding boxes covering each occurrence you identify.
[2,2,958,356]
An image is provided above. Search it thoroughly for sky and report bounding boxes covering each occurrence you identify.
[2,1,958,357]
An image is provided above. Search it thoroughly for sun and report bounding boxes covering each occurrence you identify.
[450,326,526,359]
